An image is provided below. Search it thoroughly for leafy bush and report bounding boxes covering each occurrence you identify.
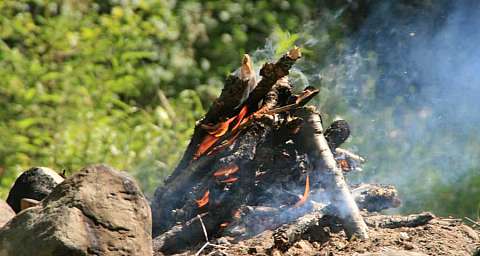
[0,0,316,197]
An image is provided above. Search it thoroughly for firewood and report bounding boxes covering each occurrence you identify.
[324,120,351,150]
[335,148,366,163]
[269,184,400,253]
[245,47,301,111]
[228,183,400,241]
[152,49,301,238]
[166,48,302,182]
[365,212,435,229]
[295,106,369,239]
[272,210,329,252]
[352,184,401,212]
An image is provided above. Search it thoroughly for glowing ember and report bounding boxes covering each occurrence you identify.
[195,106,250,159]
[338,159,350,171]
[233,209,241,219]
[194,135,220,159]
[294,174,310,207]
[219,222,229,228]
[207,129,242,156]
[220,177,239,184]
[208,116,236,137]
[213,164,240,177]
[196,190,210,208]
[231,105,249,131]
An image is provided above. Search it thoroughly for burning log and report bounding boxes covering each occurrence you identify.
[151,48,302,240]
[295,107,369,239]
[150,47,390,255]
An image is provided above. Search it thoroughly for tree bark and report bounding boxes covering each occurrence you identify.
[295,107,369,239]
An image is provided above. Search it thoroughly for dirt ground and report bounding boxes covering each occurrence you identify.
[182,213,479,256]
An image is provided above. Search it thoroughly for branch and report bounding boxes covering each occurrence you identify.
[295,106,369,239]
[365,212,435,228]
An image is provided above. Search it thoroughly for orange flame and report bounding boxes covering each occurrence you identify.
[220,177,239,184]
[233,209,241,219]
[196,190,210,208]
[208,116,236,137]
[338,159,350,171]
[213,164,239,177]
[294,174,310,207]
[219,222,230,228]
[194,135,220,160]
[194,107,250,159]
[231,105,249,131]
[206,129,242,157]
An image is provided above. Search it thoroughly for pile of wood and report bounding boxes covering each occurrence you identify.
[150,48,400,255]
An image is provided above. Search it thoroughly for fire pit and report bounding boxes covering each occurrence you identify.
[150,48,385,254]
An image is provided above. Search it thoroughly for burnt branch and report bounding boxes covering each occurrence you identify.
[365,212,435,229]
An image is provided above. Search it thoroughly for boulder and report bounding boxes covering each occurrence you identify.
[0,164,152,256]
[6,167,64,213]
[0,201,14,228]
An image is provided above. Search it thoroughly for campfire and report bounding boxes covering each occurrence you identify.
[151,48,392,254]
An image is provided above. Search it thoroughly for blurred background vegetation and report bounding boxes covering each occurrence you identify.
[0,0,478,219]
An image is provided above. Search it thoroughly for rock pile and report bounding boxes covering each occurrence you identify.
[0,165,152,256]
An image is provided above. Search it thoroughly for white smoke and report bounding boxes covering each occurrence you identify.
[305,1,480,216]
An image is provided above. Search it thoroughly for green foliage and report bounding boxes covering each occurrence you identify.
[0,0,316,197]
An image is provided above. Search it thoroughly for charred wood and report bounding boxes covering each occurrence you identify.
[152,49,301,236]
[272,210,332,252]
[352,184,401,212]
[365,212,435,229]
[324,119,351,150]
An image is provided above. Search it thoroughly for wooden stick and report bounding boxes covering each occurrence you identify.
[335,148,366,163]
[272,210,327,252]
[168,48,302,186]
[296,106,369,239]
[365,212,435,228]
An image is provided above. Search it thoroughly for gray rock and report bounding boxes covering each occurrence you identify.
[0,164,152,256]
[6,167,64,213]
[0,201,14,228]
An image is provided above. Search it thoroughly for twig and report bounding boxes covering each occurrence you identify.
[464,217,480,228]
[195,243,210,256]
[335,148,366,163]
[194,214,230,256]
[198,214,209,241]
[195,214,210,256]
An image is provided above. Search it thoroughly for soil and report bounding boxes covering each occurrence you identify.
[178,213,480,256]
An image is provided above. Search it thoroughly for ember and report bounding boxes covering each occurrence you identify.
[219,177,239,184]
[213,164,239,177]
[294,174,310,207]
[196,190,210,208]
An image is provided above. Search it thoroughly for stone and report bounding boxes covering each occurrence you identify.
[0,201,14,228]
[6,167,64,213]
[0,164,152,256]
[399,232,410,241]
